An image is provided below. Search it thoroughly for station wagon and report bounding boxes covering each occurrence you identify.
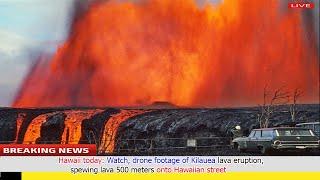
[232,127,320,154]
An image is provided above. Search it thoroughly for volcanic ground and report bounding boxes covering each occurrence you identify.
[0,104,319,155]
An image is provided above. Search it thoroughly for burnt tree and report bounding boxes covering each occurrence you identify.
[257,86,290,128]
[289,88,303,122]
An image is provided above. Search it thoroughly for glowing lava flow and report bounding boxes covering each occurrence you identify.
[23,112,57,144]
[23,110,102,144]
[13,0,319,108]
[13,113,26,143]
[99,110,148,153]
[60,110,103,144]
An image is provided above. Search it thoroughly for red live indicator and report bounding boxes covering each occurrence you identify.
[0,144,96,156]
[288,2,314,9]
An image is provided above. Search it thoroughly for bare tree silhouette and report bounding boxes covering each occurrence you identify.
[289,88,303,122]
[257,86,290,128]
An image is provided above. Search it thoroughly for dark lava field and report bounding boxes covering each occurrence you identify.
[0,104,319,155]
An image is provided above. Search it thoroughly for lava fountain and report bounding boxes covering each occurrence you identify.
[13,0,319,108]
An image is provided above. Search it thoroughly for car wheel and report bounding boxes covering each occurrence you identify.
[260,146,269,155]
[233,143,238,149]
[234,143,245,153]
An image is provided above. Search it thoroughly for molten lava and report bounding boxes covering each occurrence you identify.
[13,0,319,107]
[23,112,57,144]
[99,110,147,153]
[13,113,26,143]
[60,110,103,144]
[23,110,102,144]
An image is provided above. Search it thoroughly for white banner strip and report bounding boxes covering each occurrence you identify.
[0,156,319,173]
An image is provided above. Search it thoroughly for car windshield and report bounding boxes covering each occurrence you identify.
[276,129,313,136]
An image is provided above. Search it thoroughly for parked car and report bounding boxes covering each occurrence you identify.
[232,127,320,154]
[296,122,319,137]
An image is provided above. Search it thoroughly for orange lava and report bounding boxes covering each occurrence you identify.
[13,113,26,143]
[23,112,57,144]
[23,110,102,144]
[99,110,148,153]
[60,109,103,144]
[13,0,319,108]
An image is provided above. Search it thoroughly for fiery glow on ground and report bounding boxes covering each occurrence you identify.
[99,110,148,153]
[23,110,102,144]
[23,112,57,144]
[60,110,103,144]
[13,113,26,143]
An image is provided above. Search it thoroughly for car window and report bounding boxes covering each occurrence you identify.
[314,124,319,133]
[254,130,261,138]
[249,130,255,137]
[296,124,317,131]
[261,130,273,137]
[276,129,313,136]
[304,124,313,130]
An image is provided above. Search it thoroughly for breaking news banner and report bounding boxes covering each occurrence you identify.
[0,144,96,156]
[0,0,319,179]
